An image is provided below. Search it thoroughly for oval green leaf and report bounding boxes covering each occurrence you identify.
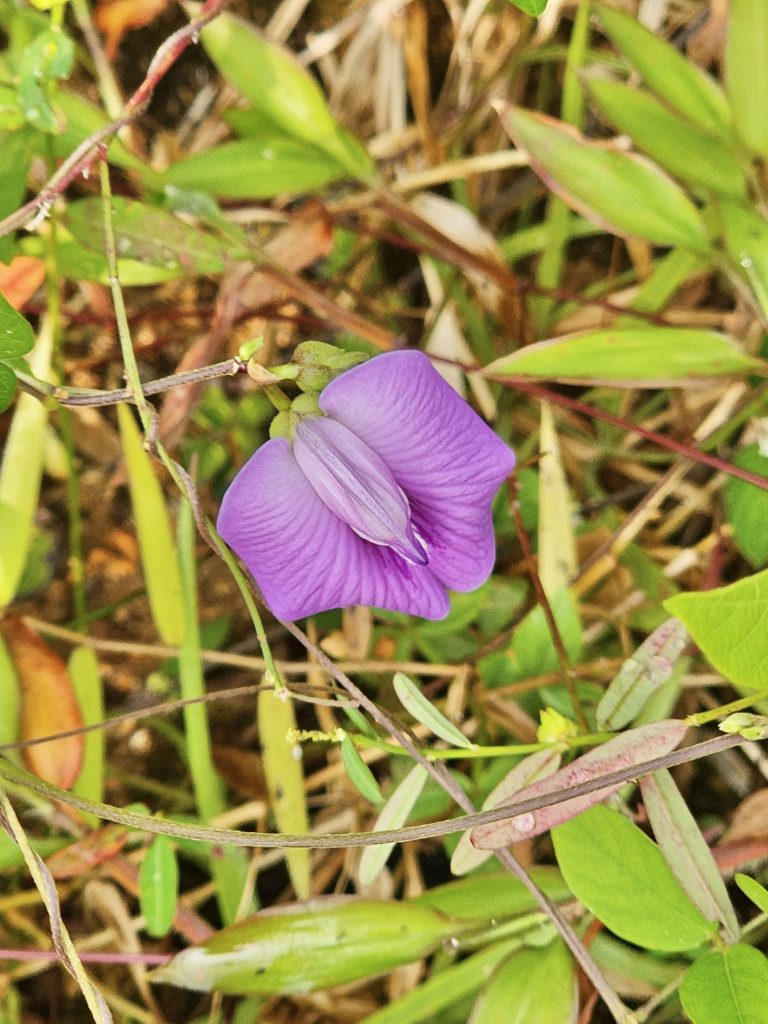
[735,874,768,915]
[594,3,730,134]
[340,734,384,805]
[552,804,716,952]
[0,293,35,360]
[724,445,768,568]
[198,12,373,178]
[482,328,758,386]
[680,946,768,1024]
[163,139,346,199]
[664,569,768,691]
[64,197,242,276]
[498,106,709,251]
[469,939,576,1024]
[139,835,179,938]
[393,671,475,750]
[0,363,16,414]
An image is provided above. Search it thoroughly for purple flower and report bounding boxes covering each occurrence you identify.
[217,350,515,620]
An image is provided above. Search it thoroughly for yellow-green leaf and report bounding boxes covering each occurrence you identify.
[258,687,310,899]
[116,403,185,645]
[482,328,760,386]
[0,319,51,606]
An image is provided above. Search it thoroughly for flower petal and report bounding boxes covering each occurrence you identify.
[319,351,515,591]
[216,438,450,620]
[293,415,427,564]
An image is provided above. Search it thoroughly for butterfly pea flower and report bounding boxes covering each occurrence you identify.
[217,350,514,621]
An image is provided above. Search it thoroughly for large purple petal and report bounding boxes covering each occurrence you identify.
[216,437,450,621]
[319,351,515,591]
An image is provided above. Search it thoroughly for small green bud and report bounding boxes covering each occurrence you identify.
[291,393,321,417]
[719,712,768,740]
[237,337,264,362]
[269,410,295,439]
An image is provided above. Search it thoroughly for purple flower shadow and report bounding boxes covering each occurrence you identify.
[217,350,515,620]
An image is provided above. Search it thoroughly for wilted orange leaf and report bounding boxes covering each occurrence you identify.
[0,618,84,788]
[95,0,167,59]
[46,825,129,879]
[0,256,45,310]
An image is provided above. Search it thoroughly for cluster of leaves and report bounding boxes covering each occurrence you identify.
[1,1,768,1024]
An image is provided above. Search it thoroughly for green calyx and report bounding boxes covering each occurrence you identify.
[270,342,369,395]
[268,393,322,441]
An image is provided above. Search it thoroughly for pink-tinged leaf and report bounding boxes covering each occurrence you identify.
[451,750,561,875]
[472,720,688,850]
[640,770,740,943]
[597,618,689,729]
[497,105,708,252]
[0,617,84,789]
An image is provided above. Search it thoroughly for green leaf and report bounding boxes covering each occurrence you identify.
[0,292,35,360]
[552,805,716,952]
[724,445,768,567]
[680,946,768,1024]
[415,867,570,921]
[0,363,16,414]
[586,78,744,197]
[664,570,768,691]
[640,769,739,942]
[152,898,457,994]
[139,835,179,938]
[258,688,310,899]
[0,322,51,607]
[116,404,185,645]
[69,647,105,829]
[393,672,475,750]
[63,197,244,277]
[0,632,20,751]
[719,199,768,321]
[163,139,346,199]
[0,127,36,263]
[594,3,730,134]
[726,0,768,157]
[54,90,157,179]
[198,12,373,178]
[505,588,582,682]
[507,0,548,15]
[340,734,384,805]
[469,939,576,1024]
[735,874,768,915]
[358,940,524,1024]
[359,765,429,886]
[482,328,760,386]
[498,106,709,251]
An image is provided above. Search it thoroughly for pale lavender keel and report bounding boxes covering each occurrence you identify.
[217,350,515,620]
